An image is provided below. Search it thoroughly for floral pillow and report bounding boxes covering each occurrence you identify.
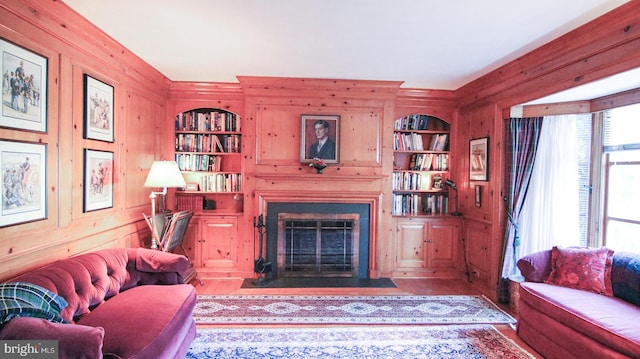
[545,246,614,296]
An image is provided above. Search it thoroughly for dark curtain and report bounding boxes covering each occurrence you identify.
[498,117,543,302]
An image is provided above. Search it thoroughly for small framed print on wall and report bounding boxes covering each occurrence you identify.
[0,140,47,227]
[0,38,48,132]
[470,137,489,181]
[84,74,114,142]
[83,149,114,212]
[300,114,340,164]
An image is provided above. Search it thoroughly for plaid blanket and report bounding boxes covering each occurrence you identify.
[0,282,68,325]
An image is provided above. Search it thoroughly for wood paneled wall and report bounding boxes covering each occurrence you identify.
[0,0,169,281]
[239,76,403,277]
[455,1,640,298]
[1,0,638,299]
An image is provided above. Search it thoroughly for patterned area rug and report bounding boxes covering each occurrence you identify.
[187,325,535,358]
[193,295,515,324]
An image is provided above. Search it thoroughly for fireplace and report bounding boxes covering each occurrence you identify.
[277,213,359,277]
[266,202,370,278]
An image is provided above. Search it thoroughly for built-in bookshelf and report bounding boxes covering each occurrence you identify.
[174,108,243,213]
[392,114,450,216]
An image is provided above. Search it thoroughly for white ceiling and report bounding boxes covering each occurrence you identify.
[63,0,630,95]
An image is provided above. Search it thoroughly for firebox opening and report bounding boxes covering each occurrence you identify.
[277,213,359,278]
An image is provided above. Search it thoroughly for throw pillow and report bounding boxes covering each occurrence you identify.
[0,282,68,325]
[545,246,614,296]
[611,251,640,306]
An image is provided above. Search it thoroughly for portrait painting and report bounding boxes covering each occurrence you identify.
[0,140,47,227]
[83,149,113,212]
[300,114,340,164]
[84,74,114,142]
[0,38,48,132]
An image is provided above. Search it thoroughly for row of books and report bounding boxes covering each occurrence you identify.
[175,134,241,153]
[394,115,432,131]
[175,195,203,211]
[175,153,222,172]
[393,172,445,191]
[408,153,448,171]
[394,133,449,151]
[199,173,241,193]
[175,110,241,132]
[392,193,449,216]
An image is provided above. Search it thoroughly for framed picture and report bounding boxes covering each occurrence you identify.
[0,140,47,227]
[470,137,489,181]
[83,149,113,212]
[0,38,48,132]
[300,114,340,164]
[475,185,482,207]
[84,74,114,142]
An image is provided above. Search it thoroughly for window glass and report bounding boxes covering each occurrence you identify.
[602,103,640,253]
[606,153,640,222]
[606,220,640,252]
[604,104,640,147]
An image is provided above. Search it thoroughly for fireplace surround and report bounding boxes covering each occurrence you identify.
[266,202,370,278]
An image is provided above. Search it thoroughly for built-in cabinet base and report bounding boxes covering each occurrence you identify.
[183,213,243,278]
[392,216,462,278]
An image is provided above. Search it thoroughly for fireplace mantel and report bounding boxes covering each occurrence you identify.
[254,173,387,183]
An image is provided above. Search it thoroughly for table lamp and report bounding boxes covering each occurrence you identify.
[144,160,186,249]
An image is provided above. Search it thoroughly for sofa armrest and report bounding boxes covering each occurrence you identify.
[0,317,104,359]
[517,250,552,282]
[127,248,189,286]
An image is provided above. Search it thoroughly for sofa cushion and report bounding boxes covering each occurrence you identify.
[0,282,68,325]
[77,284,196,359]
[545,246,614,296]
[520,282,640,358]
[611,251,640,306]
[0,317,104,359]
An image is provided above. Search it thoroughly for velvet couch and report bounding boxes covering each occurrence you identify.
[0,247,197,359]
[516,248,640,359]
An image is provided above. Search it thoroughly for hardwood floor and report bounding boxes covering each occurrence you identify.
[192,277,542,358]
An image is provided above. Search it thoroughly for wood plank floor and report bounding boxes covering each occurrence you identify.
[193,277,542,358]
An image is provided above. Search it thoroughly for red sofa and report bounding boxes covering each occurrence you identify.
[516,249,640,359]
[0,247,197,359]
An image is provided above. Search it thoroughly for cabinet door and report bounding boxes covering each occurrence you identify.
[427,221,457,268]
[200,217,238,270]
[181,219,199,265]
[396,219,428,269]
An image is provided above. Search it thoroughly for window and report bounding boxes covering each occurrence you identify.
[600,104,640,252]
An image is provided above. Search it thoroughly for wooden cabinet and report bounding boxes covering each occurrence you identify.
[392,114,451,216]
[183,214,241,276]
[393,217,460,277]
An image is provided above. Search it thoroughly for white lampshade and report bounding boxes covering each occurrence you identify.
[144,161,186,188]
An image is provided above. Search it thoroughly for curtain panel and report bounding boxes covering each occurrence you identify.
[500,117,543,279]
